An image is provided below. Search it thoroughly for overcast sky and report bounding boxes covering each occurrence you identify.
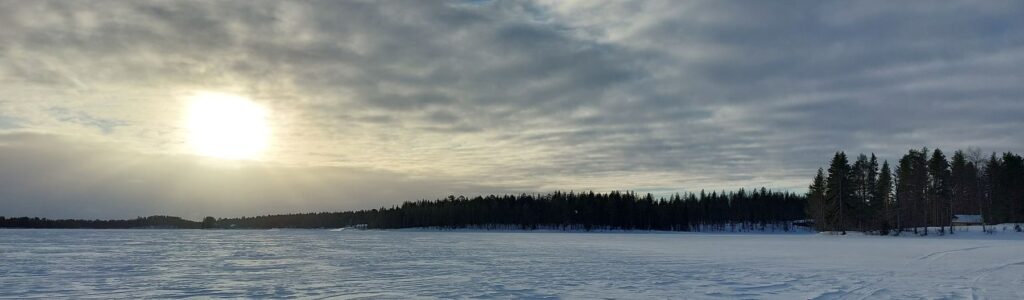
[2,1,1023,219]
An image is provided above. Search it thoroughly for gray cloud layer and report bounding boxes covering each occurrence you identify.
[1,1,1022,218]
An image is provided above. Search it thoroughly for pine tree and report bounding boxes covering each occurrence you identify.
[999,153,1024,225]
[863,154,880,231]
[850,154,871,230]
[984,153,1002,223]
[914,149,930,233]
[895,153,911,233]
[806,168,827,231]
[825,152,853,234]
[927,149,951,234]
[950,150,982,227]
[875,160,893,234]
[868,154,880,206]
[895,149,929,234]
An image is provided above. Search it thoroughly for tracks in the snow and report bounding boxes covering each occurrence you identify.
[916,246,991,261]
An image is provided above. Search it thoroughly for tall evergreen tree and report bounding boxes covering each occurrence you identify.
[950,150,981,218]
[895,149,929,234]
[868,154,880,204]
[895,155,911,233]
[912,149,931,233]
[825,152,853,234]
[865,154,880,230]
[850,154,872,230]
[998,153,1024,225]
[874,160,893,234]
[927,149,951,234]
[806,168,827,231]
[984,153,1006,223]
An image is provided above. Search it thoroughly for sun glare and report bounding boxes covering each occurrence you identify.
[186,92,270,160]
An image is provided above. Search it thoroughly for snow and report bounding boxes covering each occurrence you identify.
[1,227,1022,299]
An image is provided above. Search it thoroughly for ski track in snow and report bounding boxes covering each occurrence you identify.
[0,228,1021,299]
[916,246,991,261]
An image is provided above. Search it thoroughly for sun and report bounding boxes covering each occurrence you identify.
[185,92,270,160]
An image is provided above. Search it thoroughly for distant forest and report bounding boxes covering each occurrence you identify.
[3,148,1021,234]
[807,148,1024,235]
[0,215,203,229]
[2,190,806,231]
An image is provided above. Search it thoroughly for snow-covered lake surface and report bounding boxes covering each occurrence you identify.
[1,228,1022,299]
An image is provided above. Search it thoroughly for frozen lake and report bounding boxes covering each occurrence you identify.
[1,229,1022,299]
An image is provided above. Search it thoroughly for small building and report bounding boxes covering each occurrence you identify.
[952,214,983,225]
[791,219,814,228]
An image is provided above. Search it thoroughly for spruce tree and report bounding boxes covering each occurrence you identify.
[850,154,871,229]
[1000,153,1024,224]
[895,149,928,234]
[949,150,982,221]
[912,149,931,233]
[897,151,913,231]
[875,160,893,234]
[927,149,951,234]
[825,152,853,234]
[985,153,1004,223]
[806,168,827,231]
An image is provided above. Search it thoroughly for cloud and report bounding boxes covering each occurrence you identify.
[0,1,1023,217]
[0,132,519,219]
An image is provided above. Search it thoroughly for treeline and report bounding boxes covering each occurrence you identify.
[0,215,201,229]
[807,148,1024,235]
[214,190,805,231]
[6,148,1021,234]
[2,190,807,231]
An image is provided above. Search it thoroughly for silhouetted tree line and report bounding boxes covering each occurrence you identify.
[2,190,806,231]
[0,215,201,229]
[807,148,1024,235]
[211,190,805,231]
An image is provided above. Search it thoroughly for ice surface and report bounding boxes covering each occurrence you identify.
[1,227,1022,299]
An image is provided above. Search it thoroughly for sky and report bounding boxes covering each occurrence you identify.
[1,1,1023,219]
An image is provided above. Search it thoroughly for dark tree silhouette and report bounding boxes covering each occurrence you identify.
[825,152,853,234]
[6,148,1021,234]
[2,190,806,232]
[201,216,217,229]
[809,148,1023,234]
[806,168,827,232]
